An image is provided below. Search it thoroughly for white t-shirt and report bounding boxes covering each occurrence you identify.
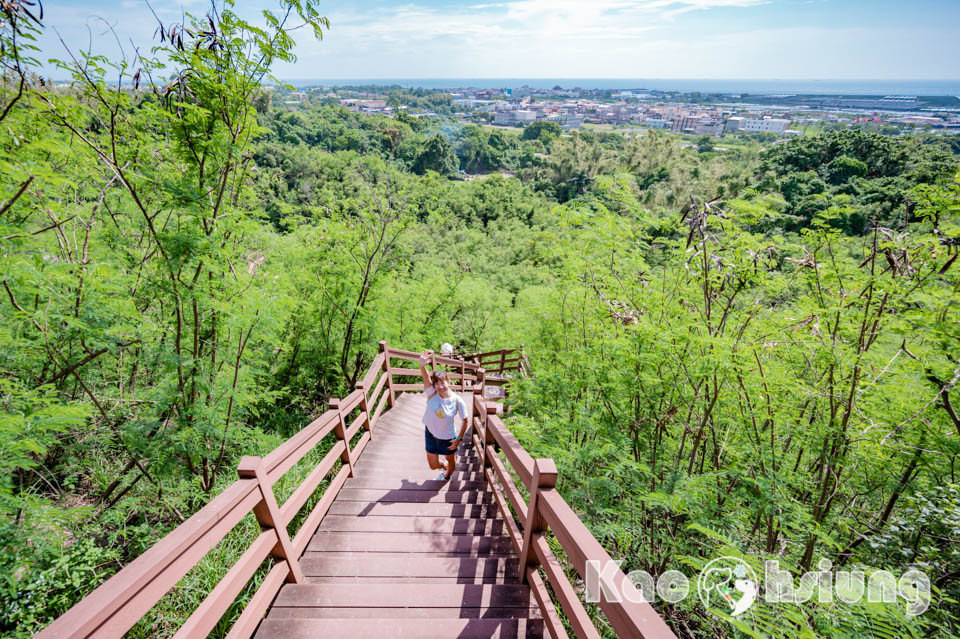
[422,386,468,440]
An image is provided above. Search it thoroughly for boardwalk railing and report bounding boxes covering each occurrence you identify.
[467,346,531,377]
[469,387,676,639]
[39,342,675,639]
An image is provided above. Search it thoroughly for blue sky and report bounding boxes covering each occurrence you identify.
[36,0,960,80]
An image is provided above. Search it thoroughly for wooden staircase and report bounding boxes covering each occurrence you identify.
[257,392,543,638]
[37,344,676,639]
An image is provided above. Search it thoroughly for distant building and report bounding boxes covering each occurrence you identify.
[493,111,517,125]
[515,110,538,124]
[340,99,387,112]
[725,116,791,133]
[642,118,671,129]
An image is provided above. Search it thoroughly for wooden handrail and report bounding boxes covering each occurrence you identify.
[472,388,677,639]
[38,345,399,639]
[39,343,672,639]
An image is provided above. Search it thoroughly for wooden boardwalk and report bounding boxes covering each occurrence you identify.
[255,392,545,639]
[38,346,678,639]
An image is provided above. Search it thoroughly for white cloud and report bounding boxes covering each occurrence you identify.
[272,0,767,77]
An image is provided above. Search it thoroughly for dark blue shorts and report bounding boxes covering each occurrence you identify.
[424,427,458,455]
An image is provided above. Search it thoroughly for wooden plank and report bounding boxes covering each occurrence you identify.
[225,561,289,639]
[268,604,534,615]
[299,555,519,580]
[278,442,345,522]
[367,366,388,411]
[263,411,338,481]
[355,470,486,482]
[254,617,543,639]
[539,490,677,639]
[488,446,528,521]
[345,412,367,442]
[486,415,534,488]
[389,366,424,377]
[532,534,599,639]
[37,479,261,639]
[334,488,494,503]
[303,576,518,584]
[272,583,533,608]
[291,464,352,556]
[352,460,484,472]
[317,515,507,536]
[392,383,426,391]
[306,532,515,554]
[354,452,479,465]
[340,388,364,415]
[484,468,525,556]
[342,477,488,491]
[361,352,385,389]
[384,346,423,360]
[372,389,389,426]
[526,566,569,639]
[172,530,275,639]
[350,430,371,459]
[236,457,304,584]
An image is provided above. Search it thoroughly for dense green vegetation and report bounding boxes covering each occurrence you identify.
[2,2,959,638]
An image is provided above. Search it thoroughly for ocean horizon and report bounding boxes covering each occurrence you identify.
[277,78,960,96]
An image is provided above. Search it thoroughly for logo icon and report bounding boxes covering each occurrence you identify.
[698,556,758,617]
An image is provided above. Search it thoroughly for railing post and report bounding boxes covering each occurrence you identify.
[518,458,558,584]
[459,357,466,392]
[472,368,486,461]
[237,456,305,584]
[379,340,395,408]
[499,348,506,375]
[484,400,500,470]
[329,398,356,478]
[355,381,374,440]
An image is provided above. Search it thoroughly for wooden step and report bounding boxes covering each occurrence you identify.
[335,488,494,504]
[343,477,488,491]
[327,501,500,518]
[300,555,519,581]
[356,451,480,463]
[303,576,518,584]
[306,532,515,554]
[268,605,535,617]
[317,514,507,535]
[355,470,486,482]
[352,463,484,475]
[272,583,534,608]
[255,617,543,638]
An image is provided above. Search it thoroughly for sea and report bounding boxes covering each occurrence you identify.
[280,78,960,96]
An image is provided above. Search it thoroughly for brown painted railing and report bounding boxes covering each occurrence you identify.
[467,346,531,377]
[468,385,677,639]
[39,342,675,639]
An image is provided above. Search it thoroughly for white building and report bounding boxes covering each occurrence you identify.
[725,117,791,133]
[493,111,517,125]
[515,110,538,124]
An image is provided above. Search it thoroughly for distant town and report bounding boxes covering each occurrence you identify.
[268,82,960,138]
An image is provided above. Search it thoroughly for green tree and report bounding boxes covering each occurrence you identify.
[412,134,458,176]
[522,120,561,141]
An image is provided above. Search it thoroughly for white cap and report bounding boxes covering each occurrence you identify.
[440,343,454,355]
